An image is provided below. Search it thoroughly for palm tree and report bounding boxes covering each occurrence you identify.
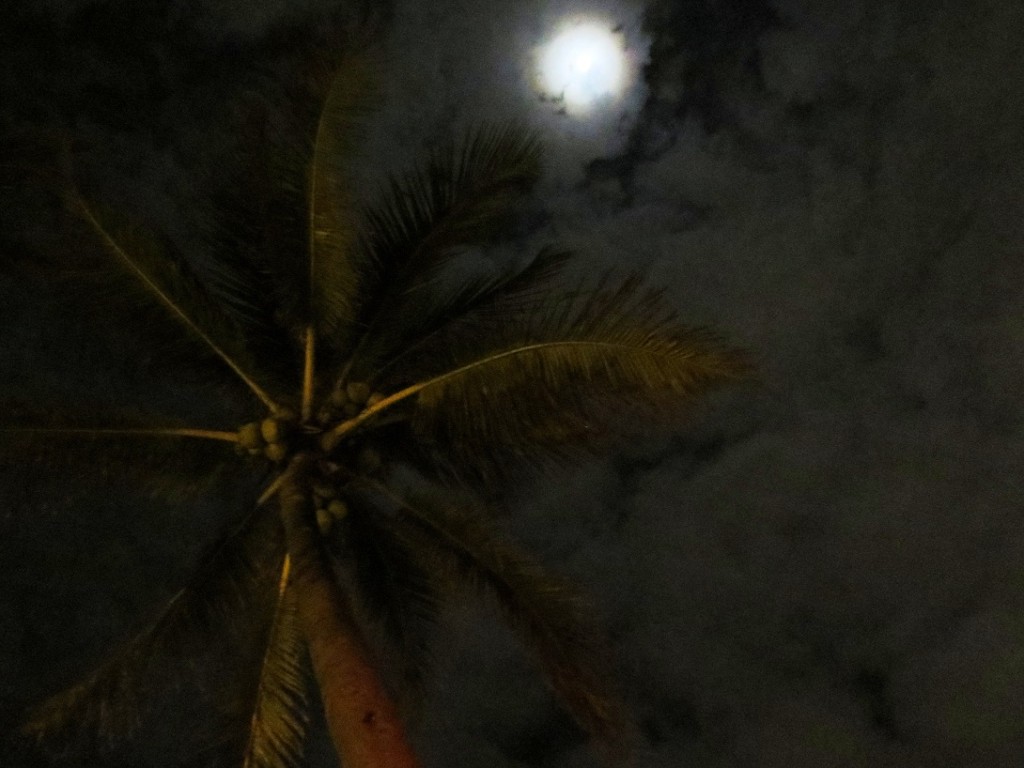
[3,20,748,768]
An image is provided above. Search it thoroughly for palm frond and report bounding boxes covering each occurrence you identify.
[306,47,379,343]
[208,25,382,362]
[203,96,308,369]
[22,505,284,757]
[4,132,298,400]
[378,488,634,759]
[240,555,311,768]
[298,44,382,419]
[0,401,242,503]
[326,274,749,478]
[65,191,282,412]
[186,218,303,391]
[370,246,576,384]
[340,121,542,378]
[206,98,308,338]
[327,489,444,711]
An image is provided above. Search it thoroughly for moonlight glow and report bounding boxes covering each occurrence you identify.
[539,23,625,109]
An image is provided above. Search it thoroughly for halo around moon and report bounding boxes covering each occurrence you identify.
[537,21,626,111]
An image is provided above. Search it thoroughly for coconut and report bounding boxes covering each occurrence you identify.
[343,401,361,418]
[316,508,332,534]
[346,381,371,405]
[329,389,348,407]
[327,499,349,519]
[237,422,263,450]
[366,392,385,408]
[264,443,288,463]
[260,421,280,444]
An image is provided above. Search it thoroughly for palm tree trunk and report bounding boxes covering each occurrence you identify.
[277,454,421,768]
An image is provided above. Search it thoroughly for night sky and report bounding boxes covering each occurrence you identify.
[2,0,1023,766]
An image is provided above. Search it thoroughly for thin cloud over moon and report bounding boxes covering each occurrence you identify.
[538,21,626,110]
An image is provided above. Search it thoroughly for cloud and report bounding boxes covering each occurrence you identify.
[511,0,1024,764]
[4,0,1024,765]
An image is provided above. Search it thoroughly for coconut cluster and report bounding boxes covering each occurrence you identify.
[232,381,392,539]
[318,381,385,425]
[312,480,349,534]
[236,408,298,463]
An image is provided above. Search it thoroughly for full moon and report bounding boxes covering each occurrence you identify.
[538,22,625,110]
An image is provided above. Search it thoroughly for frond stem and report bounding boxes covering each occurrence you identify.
[1,426,238,443]
[74,197,282,414]
[257,473,286,506]
[301,325,316,422]
[307,64,336,294]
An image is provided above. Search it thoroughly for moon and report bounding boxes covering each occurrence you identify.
[538,22,626,111]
